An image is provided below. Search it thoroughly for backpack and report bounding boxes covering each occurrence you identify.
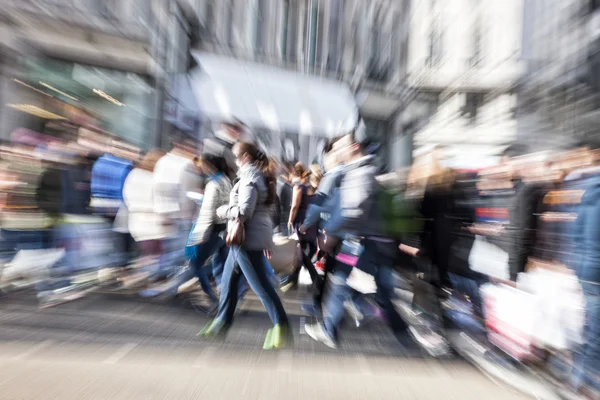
[378,183,424,241]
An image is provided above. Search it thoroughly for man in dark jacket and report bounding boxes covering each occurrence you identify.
[304,121,408,349]
[299,139,344,316]
[277,163,293,235]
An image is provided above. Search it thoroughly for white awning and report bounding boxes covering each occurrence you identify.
[190,52,358,137]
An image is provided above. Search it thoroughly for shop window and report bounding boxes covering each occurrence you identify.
[254,0,271,57]
[314,0,328,71]
[470,17,483,67]
[326,0,342,73]
[427,25,443,67]
[461,93,484,124]
[284,0,301,63]
[307,0,319,70]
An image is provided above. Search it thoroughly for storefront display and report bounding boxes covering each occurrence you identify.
[8,58,155,149]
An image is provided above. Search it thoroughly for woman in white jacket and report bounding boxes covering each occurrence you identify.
[185,154,233,307]
[123,150,166,260]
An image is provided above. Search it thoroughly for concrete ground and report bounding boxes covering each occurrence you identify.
[0,340,528,400]
[0,290,529,399]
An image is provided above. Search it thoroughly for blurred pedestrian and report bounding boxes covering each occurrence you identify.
[122,150,166,263]
[90,151,133,217]
[203,119,248,181]
[152,138,202,278]
[280,162,322,292]
[299,139,345,316]
[277,162,293,235]
[305,122,409,349]
[185,154,233,309]
[420,167,458,289]
[199,142,290,350]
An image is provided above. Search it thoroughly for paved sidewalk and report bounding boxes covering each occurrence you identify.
[0,341,528,400]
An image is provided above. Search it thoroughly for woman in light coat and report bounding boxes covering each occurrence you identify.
[123,150,166,259]
[199,142,290,349]
[185,154,232,307]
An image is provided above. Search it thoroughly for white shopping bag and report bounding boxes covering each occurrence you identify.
[481,283,536,360]
[517,268,585,349]
[299,267,313,286]
[346,268,377,294]
[270,236,296,275]
[469,235,510,280]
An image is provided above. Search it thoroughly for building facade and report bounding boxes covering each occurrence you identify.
[401,0,525,169]
[182,0,412,169]
[517,0,600,151]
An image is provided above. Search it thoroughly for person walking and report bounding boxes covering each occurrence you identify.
[299,139,345,316]
[199,142,290,349]
[185,154,233,309]
[203,120,248,181]
[279,162,322,292]
[152,139,203,280]
[277,163,293,235]
[122,150,166,265]
[304,122,409,349]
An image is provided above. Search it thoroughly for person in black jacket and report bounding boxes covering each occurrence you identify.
[420,168,458,288]
[277,162,293,235]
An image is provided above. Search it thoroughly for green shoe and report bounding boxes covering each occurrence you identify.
[273,324,293,349]
[263,328,274,350]
[197,319,226,338]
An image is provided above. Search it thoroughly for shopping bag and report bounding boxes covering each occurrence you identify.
[469,235,510,280]
[517,267,585,349]
[481,283,536,361]
[270,235,296,275]
[346,267,377,294]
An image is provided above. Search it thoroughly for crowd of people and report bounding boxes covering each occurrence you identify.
[0,119,599,399]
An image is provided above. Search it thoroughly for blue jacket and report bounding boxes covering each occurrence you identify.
[91,154,133,201]
[325,156,383,239]
[303,166,344,231]
[565,172,600,294]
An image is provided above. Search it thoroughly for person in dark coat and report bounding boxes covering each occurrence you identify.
[277,162,293,235]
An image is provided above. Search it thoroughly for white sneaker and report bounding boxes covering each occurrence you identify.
[305,323,337,349]
[344,300,364,327]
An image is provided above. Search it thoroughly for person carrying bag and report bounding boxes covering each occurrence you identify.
[198,142,291,350]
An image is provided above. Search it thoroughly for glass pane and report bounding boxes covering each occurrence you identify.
[307,0,318,69]
[327,0,342,73]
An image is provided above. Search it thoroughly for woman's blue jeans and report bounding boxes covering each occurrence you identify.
[569,288,600,393]
[191,231,229,302]
[323,239,407,339]
[214,246,288,327]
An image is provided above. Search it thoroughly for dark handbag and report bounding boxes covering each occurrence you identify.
[226,218,245,247]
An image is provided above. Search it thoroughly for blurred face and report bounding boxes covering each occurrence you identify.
[331,134,354,165]
[232,145,250,168]
[223,124,242,142]
[197,159,216,176]
[323,152,338,172]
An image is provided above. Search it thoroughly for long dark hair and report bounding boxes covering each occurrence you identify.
[201,153,231,177]
[235,142,276,205]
